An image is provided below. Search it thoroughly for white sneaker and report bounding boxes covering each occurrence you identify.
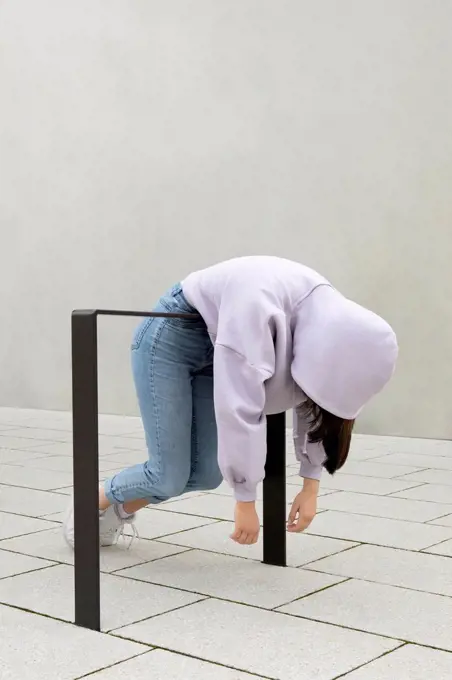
[63,502,138,548]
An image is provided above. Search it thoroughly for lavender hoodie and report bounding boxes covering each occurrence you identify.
[183,256,398,501]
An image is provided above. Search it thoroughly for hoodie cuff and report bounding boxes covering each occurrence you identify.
[298,457,323,481]
[233,485,257,502]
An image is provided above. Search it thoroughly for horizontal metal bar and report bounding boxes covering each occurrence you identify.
[73,309,199,319]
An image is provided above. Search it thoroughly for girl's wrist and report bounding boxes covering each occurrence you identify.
[302,478,320,495]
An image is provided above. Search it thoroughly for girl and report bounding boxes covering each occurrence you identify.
[64,256,398,548]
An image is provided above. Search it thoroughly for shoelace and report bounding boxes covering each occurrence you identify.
[116,522,140,550]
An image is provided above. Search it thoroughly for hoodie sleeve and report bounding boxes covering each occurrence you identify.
[293,409,326,481]
[214,345,272,501]
[212,284,277,502]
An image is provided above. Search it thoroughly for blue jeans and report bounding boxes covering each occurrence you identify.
[104,284,222,505]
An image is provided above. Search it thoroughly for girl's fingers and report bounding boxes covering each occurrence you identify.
[288,504,299,526]
[287,513,302,531]
[287,516,310,533]
[230,529,260,544]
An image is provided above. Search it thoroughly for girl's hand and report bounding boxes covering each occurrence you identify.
[287,481,319,533]
[231,501,260,545]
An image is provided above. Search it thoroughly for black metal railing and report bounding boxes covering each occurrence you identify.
[72,309,286,631]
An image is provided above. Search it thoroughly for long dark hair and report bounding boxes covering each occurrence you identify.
[300,399,354,474]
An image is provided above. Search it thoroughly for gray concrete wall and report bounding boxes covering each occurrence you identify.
[1,1,451,437]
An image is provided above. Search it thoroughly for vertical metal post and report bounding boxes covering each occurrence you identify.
[72,311,101,631]
[263,412,286,566]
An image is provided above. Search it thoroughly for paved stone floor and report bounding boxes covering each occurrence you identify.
[1,407,452,679]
